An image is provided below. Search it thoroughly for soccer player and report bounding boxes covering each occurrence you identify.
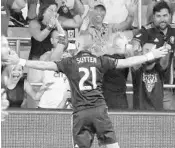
[5,33,168,148]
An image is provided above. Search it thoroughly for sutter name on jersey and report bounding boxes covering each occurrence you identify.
[76,57,97,64]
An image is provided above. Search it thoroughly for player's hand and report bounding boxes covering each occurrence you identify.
[3,52,20,65]
[125,0,138,16]
[151,45,169,59]
[164,43,172,52]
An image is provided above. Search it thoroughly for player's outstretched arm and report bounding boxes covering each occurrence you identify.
[4,54,58,72]
[22,59,58,71]
[116,46,168,69]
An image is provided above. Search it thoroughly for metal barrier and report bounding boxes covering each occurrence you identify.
[126,83,175,89]
[1,109,175,148]
[8,37,31,57]
[7,37,76,58]
[30,83,175,95]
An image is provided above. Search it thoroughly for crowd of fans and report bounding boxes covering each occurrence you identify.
[1,0,175,116]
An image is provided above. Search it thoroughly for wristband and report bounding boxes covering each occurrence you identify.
[46,24,55,31]
[19,58,27,67]
[145,52,155,61]
[59,34,65,37]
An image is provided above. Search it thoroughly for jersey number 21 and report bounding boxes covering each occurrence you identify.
[79,67,97,91]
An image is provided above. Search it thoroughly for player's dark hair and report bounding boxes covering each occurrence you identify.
[153,1,171,14]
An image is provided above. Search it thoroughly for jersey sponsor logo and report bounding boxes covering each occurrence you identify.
[170,36,175,44]
[142,73,157,92]
[154,38,159,43]
[136,33,142,38]
[54,72,67,82]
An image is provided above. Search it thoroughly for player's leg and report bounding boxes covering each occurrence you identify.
[72,110,95,148]
[92,105,120,148]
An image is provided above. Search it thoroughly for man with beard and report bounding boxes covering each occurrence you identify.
[131,1,175,110]
[146,0,175,24]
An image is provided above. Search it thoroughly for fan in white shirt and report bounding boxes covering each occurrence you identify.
[38,70,70,109]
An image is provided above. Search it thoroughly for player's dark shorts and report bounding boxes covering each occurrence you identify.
[72,105,117,148]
